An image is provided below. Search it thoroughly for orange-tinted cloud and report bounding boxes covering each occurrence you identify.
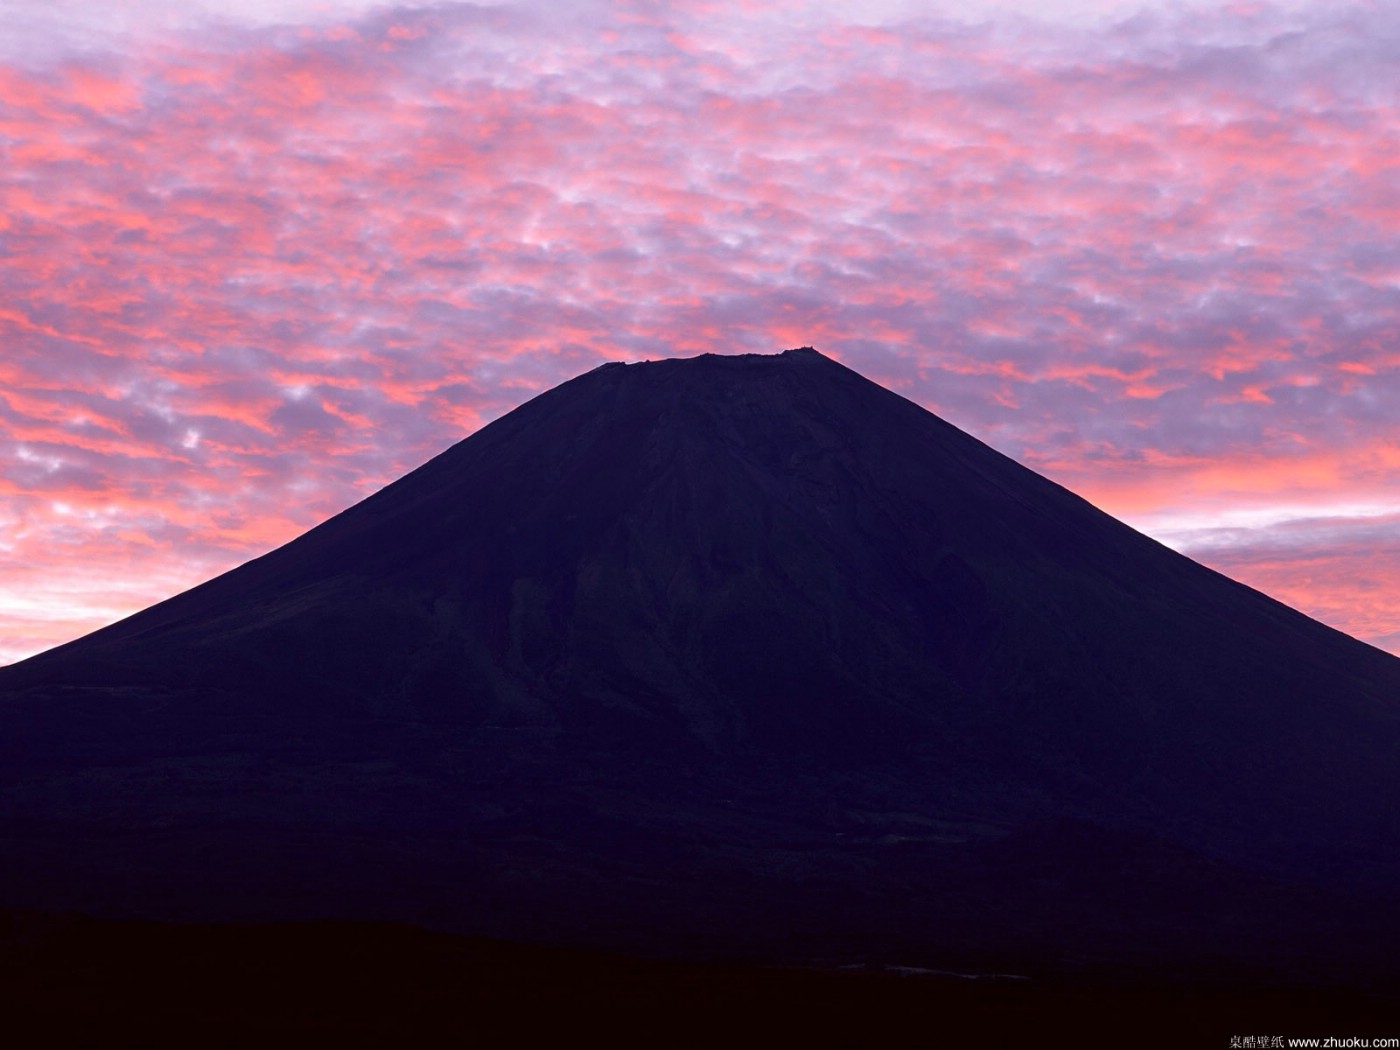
[4,0,1400,662]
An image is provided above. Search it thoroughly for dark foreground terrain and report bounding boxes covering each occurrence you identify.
[5,913,1396,1048]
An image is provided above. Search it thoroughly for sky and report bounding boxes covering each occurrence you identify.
[3,0,1400,665]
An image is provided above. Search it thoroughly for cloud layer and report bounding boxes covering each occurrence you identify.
[3,0,1400,663]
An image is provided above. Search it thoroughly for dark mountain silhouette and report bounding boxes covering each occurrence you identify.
[4,348,1400,985]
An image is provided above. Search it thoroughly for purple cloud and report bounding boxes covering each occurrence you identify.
[3,0,1400,662]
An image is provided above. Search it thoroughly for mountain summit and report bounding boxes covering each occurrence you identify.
[4,348,1400,977]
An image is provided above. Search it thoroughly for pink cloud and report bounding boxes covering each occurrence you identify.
[3,1,1400,663]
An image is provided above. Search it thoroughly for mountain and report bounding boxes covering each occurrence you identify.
[4,347,1400,982]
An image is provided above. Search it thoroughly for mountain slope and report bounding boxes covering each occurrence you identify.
[3,348,1399,977]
